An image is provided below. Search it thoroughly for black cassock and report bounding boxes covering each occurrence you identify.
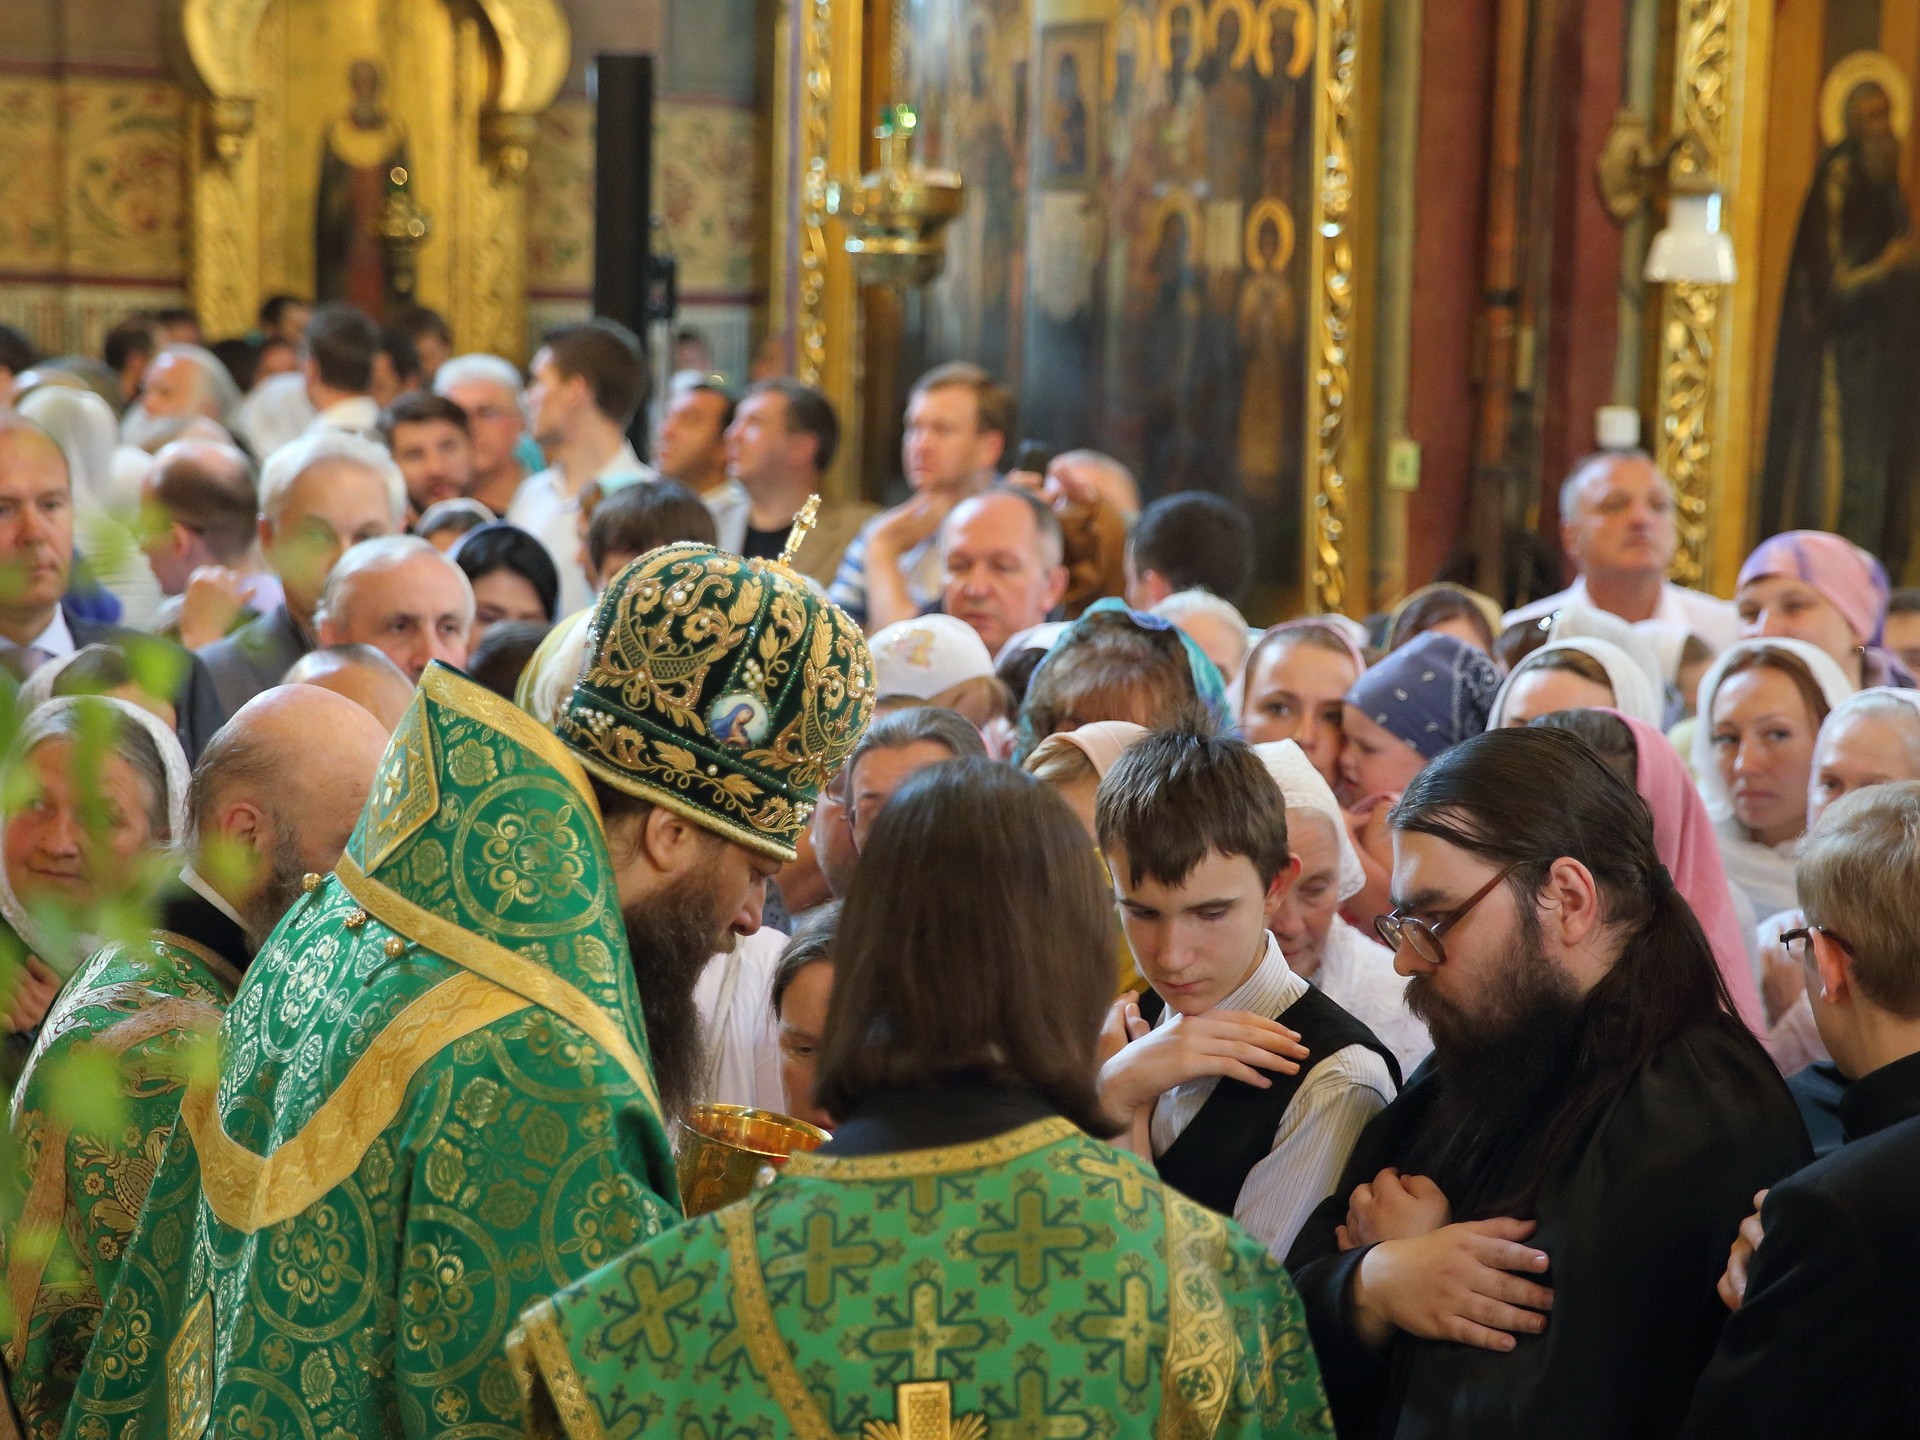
[1286,1021,1812,1440]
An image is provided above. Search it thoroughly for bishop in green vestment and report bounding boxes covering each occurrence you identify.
[63,543,875,1440]
[512,759,1334,1440]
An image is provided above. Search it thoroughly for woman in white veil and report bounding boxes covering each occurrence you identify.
[0,695,190,1046]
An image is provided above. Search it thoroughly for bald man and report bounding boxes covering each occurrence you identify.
[1,684,387,1435]
[0,417,226,758]
[1503,451,1739,652]
[284,642,416,731]
[314,535,474,682]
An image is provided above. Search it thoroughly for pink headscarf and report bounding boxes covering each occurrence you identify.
[1605,709,1766,1036]
[1738,530,1889,646]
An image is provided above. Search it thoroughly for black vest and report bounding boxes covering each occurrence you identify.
[1143,980,1402,1217]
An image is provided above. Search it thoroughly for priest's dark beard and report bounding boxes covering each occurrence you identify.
[621,870,734,1121]
[1404,907,1586,1217]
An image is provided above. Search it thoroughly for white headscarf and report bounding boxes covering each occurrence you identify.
[1691,637,1857,922]
[515,607,594,728]
[1255,739,1367,902]
[1547,605,1666,692]
[1,695,191,977]
[1488,636,1665,729]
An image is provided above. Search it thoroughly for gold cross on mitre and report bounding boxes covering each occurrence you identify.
[774,494,823,570]
[861,1382,987,1440]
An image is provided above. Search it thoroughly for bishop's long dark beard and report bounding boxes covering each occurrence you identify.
[621,872,732,1121]
[1404,908,1586,1218]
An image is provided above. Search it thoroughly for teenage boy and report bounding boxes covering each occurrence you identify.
[1684,781,1920,1439]
[1097,728,1400,1257]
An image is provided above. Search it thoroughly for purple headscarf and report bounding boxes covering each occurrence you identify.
[1739,531,1889,646]
[1346,631,1500,761]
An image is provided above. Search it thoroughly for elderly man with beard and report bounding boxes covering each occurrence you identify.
[120,344,242,451]
[64,542,876,1440]
[1,686,387,1439]
[1285,725,1811,1440]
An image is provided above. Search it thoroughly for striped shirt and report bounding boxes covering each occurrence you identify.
[1150,933,1397,1259]
[826,523,944,628]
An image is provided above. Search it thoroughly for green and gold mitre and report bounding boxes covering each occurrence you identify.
[557,538,877,861]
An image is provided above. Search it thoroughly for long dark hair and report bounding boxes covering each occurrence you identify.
[1392,725,1756,1215]
[815,759,1121,1135]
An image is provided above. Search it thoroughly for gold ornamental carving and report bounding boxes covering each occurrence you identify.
[175,0,569,352]
[1654,0,1738,588]
[1303,0,1362,614]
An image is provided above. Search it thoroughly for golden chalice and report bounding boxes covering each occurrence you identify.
[675,1104,831,1216]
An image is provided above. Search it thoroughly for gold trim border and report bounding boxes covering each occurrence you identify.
[722,1203,839,1439]
[506,1301,613,1440]
[1303,0,1364,615]
[780,1117,1078,1180]
[180,971,526,1234]
[334,854,667,1127]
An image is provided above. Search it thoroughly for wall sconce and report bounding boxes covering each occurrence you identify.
[1595,112,1736,285]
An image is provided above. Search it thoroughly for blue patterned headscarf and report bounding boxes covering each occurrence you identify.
[1347,631,1499,760]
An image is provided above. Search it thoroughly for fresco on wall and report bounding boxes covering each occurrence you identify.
[903,0,1319,584]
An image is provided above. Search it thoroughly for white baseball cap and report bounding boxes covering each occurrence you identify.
[869,614,996,699]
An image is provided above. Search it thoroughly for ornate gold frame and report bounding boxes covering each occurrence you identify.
[772,0,1383,612]
[1649,0,1765,593]
[175,0,569,357]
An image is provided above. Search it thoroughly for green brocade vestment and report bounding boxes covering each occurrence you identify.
[512,1117,1334,1440]
[2,933,237,1440]
[61,665,683,1440]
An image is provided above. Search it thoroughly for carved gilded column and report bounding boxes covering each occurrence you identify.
[1652,0,1747,590]
[1302,0,1373,615]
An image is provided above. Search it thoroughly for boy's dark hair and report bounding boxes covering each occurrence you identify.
[1128,491,1255,605]
[258,293,307,331]
[541,319,646,426]
[304,303,380,393]
[396,304,452,349]
[466,619,552,701]
[746,378,840,471]
[0,324,38,378]
[104,314,159,374]
[1096,729,1289,888]
[586,479,717,574]
[378,324,422,389]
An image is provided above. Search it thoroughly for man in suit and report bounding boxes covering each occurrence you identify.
[197,427,405,716]
[1684,782,1920,1439]
[0,415,225,759]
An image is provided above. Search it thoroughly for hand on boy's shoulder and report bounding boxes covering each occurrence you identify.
[1098,1007,1310,1118]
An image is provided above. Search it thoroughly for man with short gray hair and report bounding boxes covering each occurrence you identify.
[938,485,1067,658]
[197,428,406,713]
[315,534,474,682]
[435,352,532,516]
[1503,451,1738,652]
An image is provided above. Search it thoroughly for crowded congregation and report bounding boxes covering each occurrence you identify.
[1,0,1918,1434]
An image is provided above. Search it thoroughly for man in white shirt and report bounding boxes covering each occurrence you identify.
[510,319,656,617]
[1097,729,1400,1259]
[655,377,749,552]
[1504,451,1739,653]
[298,303,383,438]
[829,362,1010,630]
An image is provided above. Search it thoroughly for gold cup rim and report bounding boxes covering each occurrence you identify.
[679,1103,832,1159]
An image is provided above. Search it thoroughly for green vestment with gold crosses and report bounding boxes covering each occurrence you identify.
[511,1112,1335,1440]
[60,665,684,1440]
[1,930,237,1440]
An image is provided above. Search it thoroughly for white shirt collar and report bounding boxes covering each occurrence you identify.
[3,607,75,659]
[314,395,381,429]
[597,441,652,485]
[179,863,249,932]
